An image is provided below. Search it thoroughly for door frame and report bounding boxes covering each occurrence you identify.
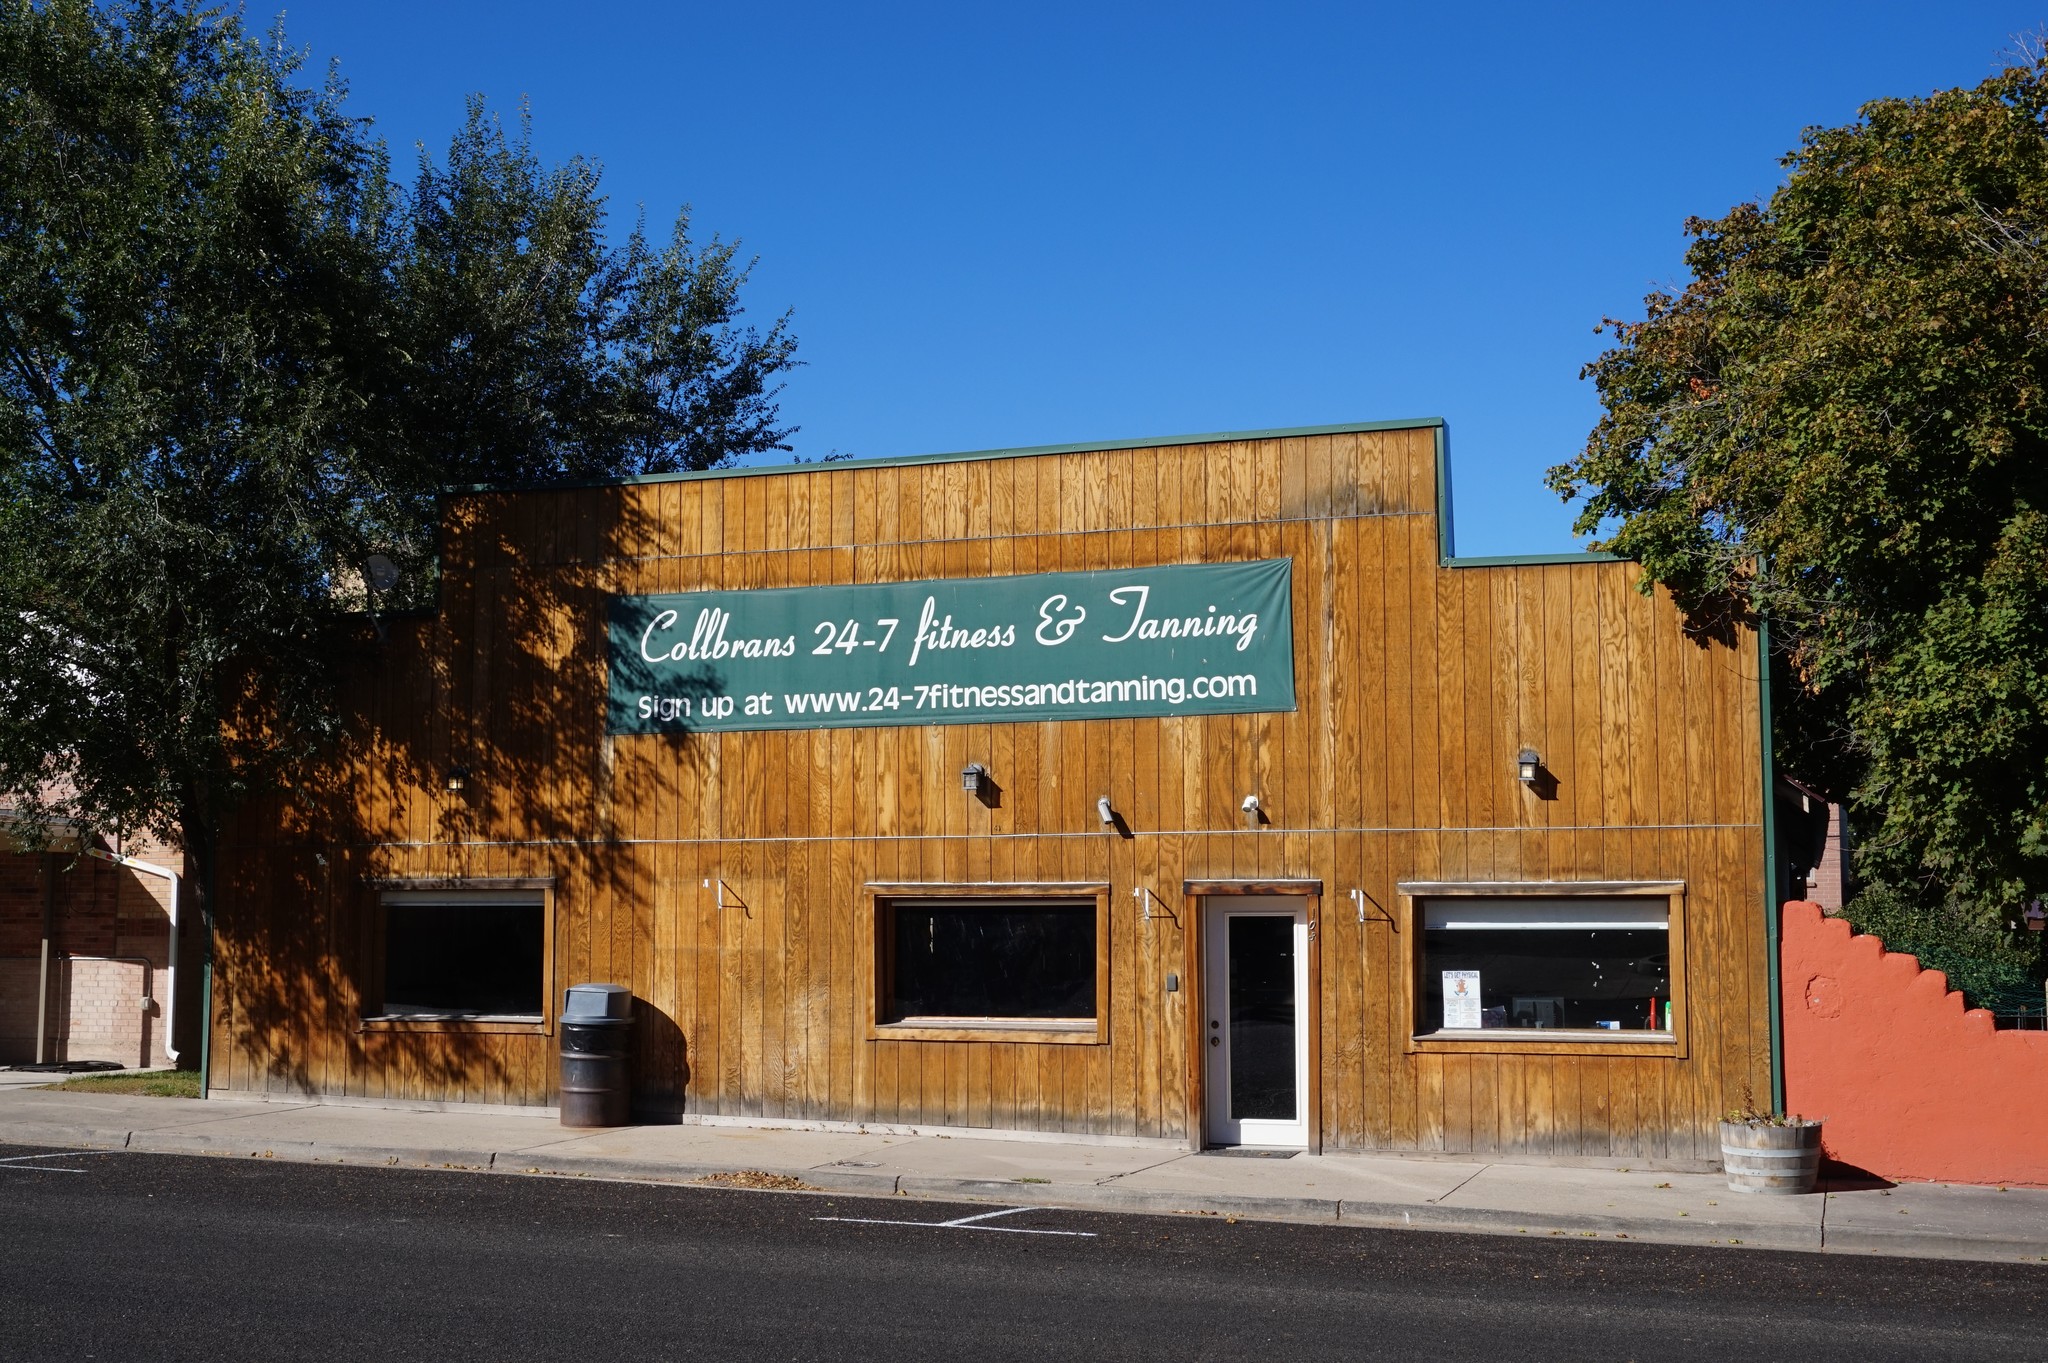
[1182,878,1322,1152]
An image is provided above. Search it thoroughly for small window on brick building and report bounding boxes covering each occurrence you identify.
[372,889,546,1019]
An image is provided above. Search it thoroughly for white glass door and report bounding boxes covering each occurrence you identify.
[1202,896,1309,1148]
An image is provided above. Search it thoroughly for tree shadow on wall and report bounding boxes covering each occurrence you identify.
[216,487,710,1111]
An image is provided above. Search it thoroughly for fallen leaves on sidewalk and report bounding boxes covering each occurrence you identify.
[697,1170,821,1191]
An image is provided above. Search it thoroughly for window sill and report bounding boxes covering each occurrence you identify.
[870,1018,1104,1045]
[358,1015,550,1036]
[1409,1029,1682,1057]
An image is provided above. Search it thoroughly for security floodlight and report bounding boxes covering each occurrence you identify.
[1097,796,1115,826]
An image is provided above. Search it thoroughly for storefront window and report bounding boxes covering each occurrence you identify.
[375,889,546,1019]
[883,897,1097,1023]
[1418,897,1671,1036]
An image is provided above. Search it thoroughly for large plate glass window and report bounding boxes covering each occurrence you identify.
[373,889,546,1020]
[1418,896,1671,1036]
[879,896,1098,1031]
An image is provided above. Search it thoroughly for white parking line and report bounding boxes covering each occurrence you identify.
[0,1150,107,1173]
[813,1204,1097,1237]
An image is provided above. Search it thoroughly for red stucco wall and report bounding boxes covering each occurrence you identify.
[1782,900,2048,1187]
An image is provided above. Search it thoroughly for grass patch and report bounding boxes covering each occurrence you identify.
[43,1069,201,1098]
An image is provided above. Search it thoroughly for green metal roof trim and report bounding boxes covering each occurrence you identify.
[449,414,1621,568]
[1432,425,1620,569]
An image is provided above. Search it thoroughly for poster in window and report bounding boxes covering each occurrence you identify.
[1442,970,1482,1029]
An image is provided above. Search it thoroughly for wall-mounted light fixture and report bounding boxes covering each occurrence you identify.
[1097,796,1115,826]
[961,763,989,797]
[446,762,471,793]
[1516,748,1542,785]
[1241,793,1262,829]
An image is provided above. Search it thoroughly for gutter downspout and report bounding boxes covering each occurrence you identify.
[83,847,181,1065]
[36,854,54,1065]
[199,955,211,1099]
[1758,617,1786,1115]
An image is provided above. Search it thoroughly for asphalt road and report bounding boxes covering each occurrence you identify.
[2,1142,2042,1362]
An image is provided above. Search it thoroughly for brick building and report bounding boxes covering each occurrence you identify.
[0,811,190,1069]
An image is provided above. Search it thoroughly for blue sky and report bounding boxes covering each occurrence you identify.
[283,2,2046,554]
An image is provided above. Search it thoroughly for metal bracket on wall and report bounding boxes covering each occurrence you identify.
[1351,888,1396,930]
[702,878,751,917]
[1132,886,1179,925]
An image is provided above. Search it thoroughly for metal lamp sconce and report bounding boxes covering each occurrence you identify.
[1241,793,1264,829]
[961,762,1000,809]
[1098,796,1133,839]
[446,762,471,793]
[1516,747,1558,801]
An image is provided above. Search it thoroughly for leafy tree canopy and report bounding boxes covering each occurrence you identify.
[390,98,796,489]
[1547,53,2048,925]
[0,0,796,909]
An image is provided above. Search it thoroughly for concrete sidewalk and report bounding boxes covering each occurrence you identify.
[3,1084,2044,1265]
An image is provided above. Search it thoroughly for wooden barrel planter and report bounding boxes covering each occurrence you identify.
[1720,1119,1823,1194]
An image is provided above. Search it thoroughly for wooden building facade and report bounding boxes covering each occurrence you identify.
[211,418,1772,1162]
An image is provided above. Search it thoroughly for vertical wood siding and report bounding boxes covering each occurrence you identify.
[211,426,1768,1158]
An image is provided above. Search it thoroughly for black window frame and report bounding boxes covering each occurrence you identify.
[865,883,1111,1044]
[361,881,555,1034]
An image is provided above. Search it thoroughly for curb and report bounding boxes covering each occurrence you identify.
[0,1124,131,1151]
[1819,1229,2048,1263]
[500,1152,901,1197]
[135,1129,502,1171]
[897,1176,1342,1224]
[5,1121,2044,1263]
[1336,1199,1820,1253]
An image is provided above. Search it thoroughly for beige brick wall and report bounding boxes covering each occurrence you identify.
[55,957,154,1067]
[0,956,164,1067]
[0,826,182,1067]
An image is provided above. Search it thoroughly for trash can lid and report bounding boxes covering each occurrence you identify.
[562,983,633,1021]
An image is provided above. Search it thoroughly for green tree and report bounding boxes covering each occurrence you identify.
[0,0,400,902]
[386,98,796,491]
[1547,52,2048,964]
[0,1,797,976]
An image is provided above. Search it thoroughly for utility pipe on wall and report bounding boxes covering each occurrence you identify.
[84,847,181,1065]
[36,854,54,1065]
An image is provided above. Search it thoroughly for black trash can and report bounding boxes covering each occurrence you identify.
[559,984,633,1128]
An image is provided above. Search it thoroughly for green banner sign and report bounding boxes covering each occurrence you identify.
[607,558,1295,734]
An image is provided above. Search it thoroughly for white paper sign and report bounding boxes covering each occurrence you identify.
[1442,970,1482,1029]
